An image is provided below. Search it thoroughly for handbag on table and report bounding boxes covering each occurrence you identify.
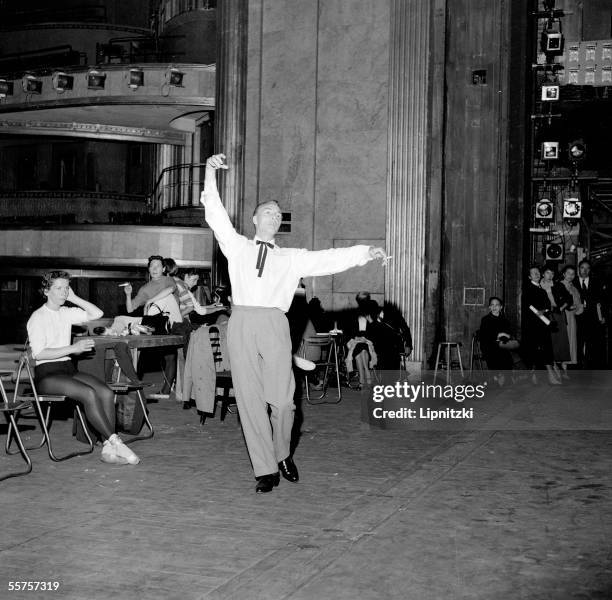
[141,302,170,335]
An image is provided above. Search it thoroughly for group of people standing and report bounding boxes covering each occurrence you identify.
[480,259,607,385]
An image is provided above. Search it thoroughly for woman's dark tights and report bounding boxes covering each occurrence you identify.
[37,372,115,441]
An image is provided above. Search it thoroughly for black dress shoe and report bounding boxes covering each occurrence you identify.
[255,473,280,493]
[278,457,299,482]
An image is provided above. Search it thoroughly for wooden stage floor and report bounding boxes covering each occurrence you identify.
[1,373,612,599]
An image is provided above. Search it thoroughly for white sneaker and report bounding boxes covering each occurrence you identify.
[100,441,129,465]
[148,392,170,400]
[109,434,140,465]
[293,355,316,371]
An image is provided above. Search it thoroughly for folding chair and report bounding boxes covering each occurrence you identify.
[299,333,342,404]
[0,370,33,481]
[6,349,94,462]
[207,325,236,421]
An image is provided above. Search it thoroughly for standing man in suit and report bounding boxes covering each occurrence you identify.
[201,154,389,493]
[574,259,607,368]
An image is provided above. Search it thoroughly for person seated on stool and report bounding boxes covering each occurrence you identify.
[201,153,389,493]
[27,271,139,465]
[479,296,517,386]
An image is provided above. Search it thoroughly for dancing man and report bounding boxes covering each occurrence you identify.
[202,154,388,493]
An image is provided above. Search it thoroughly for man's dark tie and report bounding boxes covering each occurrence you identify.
[256,240,274,277]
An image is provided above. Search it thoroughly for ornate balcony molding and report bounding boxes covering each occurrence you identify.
[0,119,186,143]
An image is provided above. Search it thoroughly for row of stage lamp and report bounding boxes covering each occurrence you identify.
[540,140,586,164]
[0,68,185,98]
[534,198,582,227]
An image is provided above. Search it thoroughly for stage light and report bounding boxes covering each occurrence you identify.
[568,140,586,162]
[541,23,564,55]
[128,68,144,90]
[563,198,582,223]
[541,84,559,101]
[52,72,74,92]
[0,79,14,98]
[87,69,106,90]
[542,141,559,160]
[545,242,564,261]
[166,67,184,87]
[22,74,42,94]
[535,199,554,225]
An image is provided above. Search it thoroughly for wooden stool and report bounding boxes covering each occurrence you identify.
[434,342,464,384]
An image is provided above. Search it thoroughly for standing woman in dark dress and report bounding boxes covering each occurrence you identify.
[521,265,562,385]
[479,297,515,386]
[540,266,572,379]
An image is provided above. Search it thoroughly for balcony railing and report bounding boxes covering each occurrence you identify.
[157,0,216,28]
[149,162,206,215]
[0,190,151,226]
[0,45,87,77]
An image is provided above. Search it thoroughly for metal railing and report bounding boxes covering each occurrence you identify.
[0,190,150,226]
[149,162,206,214]
[157,0,216,28]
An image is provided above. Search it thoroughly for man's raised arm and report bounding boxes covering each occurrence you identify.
[200,154,242,253]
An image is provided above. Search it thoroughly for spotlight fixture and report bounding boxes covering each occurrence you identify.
[52,72,74,92]
[0,79,14,98]
[542,142,559,160]
[22,74,42,94]
[541,20,564,55]
[166,67,184,87]
[545,242,564,261]
[128,68,144,90]
[568,140,586,163]
[563,198,582,223]
[87,69,106,90]
[541,84,559,101]
[535,199,554,225]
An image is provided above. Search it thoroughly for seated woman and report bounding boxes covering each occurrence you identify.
[192,284,232,326]
[163,259,226,332]
[367,301,412,371]
[479,296,516,386]
[27,271,139,465]
[343,298,378,387]
[123,255,182,399]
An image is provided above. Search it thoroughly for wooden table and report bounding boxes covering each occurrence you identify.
[81,334,184,367]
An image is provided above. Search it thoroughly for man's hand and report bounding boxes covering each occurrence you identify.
[369,246,390,264]
[123,283,132,296]
[201,154,229,205]
[206,154,229,171]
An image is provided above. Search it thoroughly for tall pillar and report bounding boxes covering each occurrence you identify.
[385,0,431,365]
[213,0,248,285]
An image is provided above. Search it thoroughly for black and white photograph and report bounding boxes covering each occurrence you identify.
[1,1,612,599]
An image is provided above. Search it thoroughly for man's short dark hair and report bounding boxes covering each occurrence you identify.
[252,200,281,217]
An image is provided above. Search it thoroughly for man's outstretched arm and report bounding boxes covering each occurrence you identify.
[295,245,389,278]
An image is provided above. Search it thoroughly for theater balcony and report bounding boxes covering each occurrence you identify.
[0,59,215,275]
